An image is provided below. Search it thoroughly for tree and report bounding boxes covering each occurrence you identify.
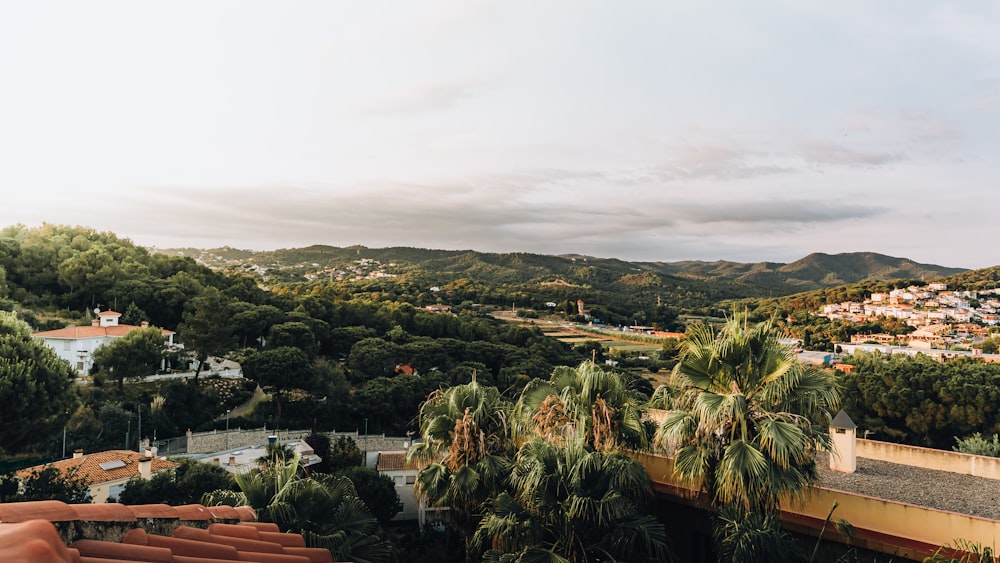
[203,453,393,563]
[178,287,236,381]
[515,360,650,452]
[0,466,91,504]
[90,326,166,390]
[335,466,401,526]
[655,314,840,516]
[118,458,235,505]
[473,437,673,563]
[325,436,363,473]
[408,378,514,562]
[0,311,79,455]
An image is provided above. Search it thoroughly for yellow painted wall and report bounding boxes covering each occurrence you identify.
[858,439,1000,480]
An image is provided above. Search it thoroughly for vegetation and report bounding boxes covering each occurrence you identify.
[203,453,394,563]
[0,311,78,456]
[117,458,235,505]
[840,352,1000,448]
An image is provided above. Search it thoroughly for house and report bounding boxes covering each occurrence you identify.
[187,438,323,474]
[375,450,446,527]
[17,448,176,504]
[32,310,176,375]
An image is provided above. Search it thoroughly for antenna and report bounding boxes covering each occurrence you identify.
[93,307,100,315]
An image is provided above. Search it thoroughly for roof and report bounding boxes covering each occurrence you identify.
[0,500,335,563]
[17,450,176,485]
[830,410,857,430]
[97,310,122,318]
[376,451,425,472]
[33,324,175,339]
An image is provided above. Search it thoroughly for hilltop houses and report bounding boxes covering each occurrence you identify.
[32,310,175,375]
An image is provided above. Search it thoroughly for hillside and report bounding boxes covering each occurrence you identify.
[153,245,964,310]
[640,252,964,293]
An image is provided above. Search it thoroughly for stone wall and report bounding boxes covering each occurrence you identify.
[183,427,412,455]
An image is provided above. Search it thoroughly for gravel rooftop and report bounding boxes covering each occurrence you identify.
[815,453,1000,521]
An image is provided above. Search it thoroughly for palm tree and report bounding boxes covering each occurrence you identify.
[514,361,650,452]
[407,377,515,561]
[472,436,673,563]
[654,313,840,515]
[203,453,393,563]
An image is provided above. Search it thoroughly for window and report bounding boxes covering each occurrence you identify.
[405,475,415,485]
[63,341,71,351]
[394,476,404,486]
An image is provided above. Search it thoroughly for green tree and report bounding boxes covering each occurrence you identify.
[408,378,514,562]
[655,314,840,516]
[515,360,650,452]
[0,311,79,455]
[336,466,401,526]
[118,458,235,505]
[90,326,166,390]
[178,287,236,381]
[325,436,363,473]
[473,437,673,563]
[203,453,393,563]
[0,466,91,504]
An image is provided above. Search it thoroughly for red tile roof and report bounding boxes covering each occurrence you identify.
[33,324,175,339]
[376,451,425,471]
[0,500,335,563]
[17,450,176,486]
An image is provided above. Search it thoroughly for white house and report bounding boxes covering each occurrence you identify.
[32,310,175,375]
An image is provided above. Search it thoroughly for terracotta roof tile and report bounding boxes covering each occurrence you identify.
[70,503,138,523]
[0,520,80,563]
[0,500,78,523]
[0,502,325,563]
[33,324,175,339]
[70,539,172,562]
[233,506,257,522]
[125,504,181,520]
[173,504,213,521]
[376,451,425,471]
[17,450,176,486]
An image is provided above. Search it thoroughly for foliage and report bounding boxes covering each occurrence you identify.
[0,311,79,455]
[203,453,393,563]
[654,314,840,514]
[90,326,166,389]
[335,466,401,526]
[514,360,650,452]
[953,433,1000,458]
[473,437,673,563]
[840,352,1000,448]
[118,458,235,505]
[924,539,997,563]
[178,286,236,380]
[325,436,363,473]
[0,466,91,504]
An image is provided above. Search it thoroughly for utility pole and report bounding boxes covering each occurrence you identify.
[225,410,231,450]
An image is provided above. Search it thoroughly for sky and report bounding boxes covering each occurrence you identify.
[2,2,999,268]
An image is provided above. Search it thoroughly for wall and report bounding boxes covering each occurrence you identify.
[634,451,1000,562]
[185,427,411,456]
[857,439,1000,480]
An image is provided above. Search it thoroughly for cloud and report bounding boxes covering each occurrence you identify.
[799,141,902,167]
[355,78,490,117]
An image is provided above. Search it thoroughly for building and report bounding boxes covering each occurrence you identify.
[32,310,176,375]
[17,448,176,504]
[374,450,447,527]
[186,438,322,474]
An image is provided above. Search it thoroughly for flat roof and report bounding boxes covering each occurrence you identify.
[816,453,1000,520]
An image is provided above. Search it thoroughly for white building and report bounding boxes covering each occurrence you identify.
[32,310,175,375]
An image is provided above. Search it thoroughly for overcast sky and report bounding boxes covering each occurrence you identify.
[2,2,998,268]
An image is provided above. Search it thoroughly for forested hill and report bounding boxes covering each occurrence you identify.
[638,252,965,292]
[160,246,964,297]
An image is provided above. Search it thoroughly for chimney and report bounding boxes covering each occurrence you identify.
[144,446,152,458]
[141,321,149,328]
[150,446,158,458]
[138,456,152,480]
[228,455,236,466]
[829,410,857,473]
[91,319,99,326]
[73,449,84,459]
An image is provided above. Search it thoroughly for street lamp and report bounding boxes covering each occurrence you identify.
[225,410,231,450]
